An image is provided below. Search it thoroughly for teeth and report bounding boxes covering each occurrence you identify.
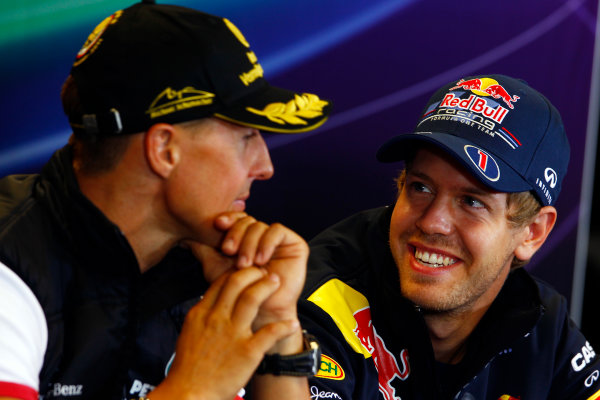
[415,248,456,268]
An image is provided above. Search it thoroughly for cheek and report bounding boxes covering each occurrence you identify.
[390,199,414,236]
[389,206,413,258]
[462,226,512,265]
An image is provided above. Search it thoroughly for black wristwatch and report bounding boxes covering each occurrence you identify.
[256,330,321,376]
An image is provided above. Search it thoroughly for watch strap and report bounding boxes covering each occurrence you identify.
[256,330,321,376]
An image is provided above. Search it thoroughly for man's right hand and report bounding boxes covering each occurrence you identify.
[147,266,300,400]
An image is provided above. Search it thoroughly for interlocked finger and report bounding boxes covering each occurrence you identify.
[220,215,258,257]
[230,271,281,328]
[236,220,270,268]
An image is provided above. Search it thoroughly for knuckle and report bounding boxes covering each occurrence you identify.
[269,222,285,230]
[240,287,263,306]
[184,302,205,322]
[226,270,247,287]
[204,311,223,327]
[242,215,257,224]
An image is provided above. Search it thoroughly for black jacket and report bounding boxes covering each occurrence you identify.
[0,146,208,399]
[299,206,600,400]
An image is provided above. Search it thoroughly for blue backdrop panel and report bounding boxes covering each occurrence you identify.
[0,0,598,306]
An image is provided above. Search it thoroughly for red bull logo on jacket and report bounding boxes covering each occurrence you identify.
[307,279,412,400]
[353,307,410,400]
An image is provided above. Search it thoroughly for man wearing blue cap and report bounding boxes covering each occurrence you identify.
[0,1,329,399]
[300,75,600,399]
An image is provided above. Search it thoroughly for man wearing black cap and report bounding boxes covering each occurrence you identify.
[299,75,600,399]
[0,1,329,399]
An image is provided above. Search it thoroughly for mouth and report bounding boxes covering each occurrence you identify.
[413,246,458,269]
[231,193,250,212]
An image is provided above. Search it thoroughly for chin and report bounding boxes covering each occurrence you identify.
[402,286,451,312]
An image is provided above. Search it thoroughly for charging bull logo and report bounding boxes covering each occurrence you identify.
[353,307,410,400]
[449,77,520,109]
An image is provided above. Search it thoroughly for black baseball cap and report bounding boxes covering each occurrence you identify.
[69,0,331,136]
[377,74,569,206]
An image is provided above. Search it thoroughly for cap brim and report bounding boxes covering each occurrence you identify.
[376,132,533,193]
[214,84,331,134]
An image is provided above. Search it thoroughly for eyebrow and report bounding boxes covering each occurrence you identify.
[406,169,497,198]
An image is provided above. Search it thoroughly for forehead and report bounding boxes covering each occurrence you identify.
[408,145,506,196]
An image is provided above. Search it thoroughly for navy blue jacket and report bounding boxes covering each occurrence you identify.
[300,206,600,400]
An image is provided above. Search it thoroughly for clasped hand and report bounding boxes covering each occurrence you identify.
[151,212,308,400]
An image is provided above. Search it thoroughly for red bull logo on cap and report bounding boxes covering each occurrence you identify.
[353,307,410,400]
[419,76,524,150]
[434,77,520,126]
[449,78,520,109]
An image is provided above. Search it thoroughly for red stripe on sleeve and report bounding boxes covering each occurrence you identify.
[0,381,38,400]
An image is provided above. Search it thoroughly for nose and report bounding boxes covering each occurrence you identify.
[252,132,274,180]
[415,196,454,236]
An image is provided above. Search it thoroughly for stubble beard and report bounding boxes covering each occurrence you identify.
[393,232,513,316]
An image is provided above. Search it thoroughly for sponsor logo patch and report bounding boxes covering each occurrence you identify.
[572,341,596,372]
[544,167,558,189]
[316,354,345,380]
[586,370,600,388]
[146,87,215,118]
[310,385,342,400]
[129,379,155,398]
[449,77,520,109]
[308,279,409,400]
[223,17,264,87]
[419,77,523,150]
[464,145,500,182]
[353,306,409,400]
[47,383,83,397]
[74,10,123,67]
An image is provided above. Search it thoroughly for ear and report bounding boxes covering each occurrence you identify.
[144,123,180,179]
[514,206,557,262]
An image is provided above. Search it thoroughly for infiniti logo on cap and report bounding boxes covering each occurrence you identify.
[544,168,558,189]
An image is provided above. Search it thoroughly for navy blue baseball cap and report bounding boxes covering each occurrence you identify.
[376,74,570,206]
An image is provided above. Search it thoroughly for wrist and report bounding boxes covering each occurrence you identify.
[267,325,303,355]
[256,330,321,376]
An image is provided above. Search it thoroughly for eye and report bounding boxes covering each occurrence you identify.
[409,181,431,194]
[243,131,258,141]
[462,195,486,209]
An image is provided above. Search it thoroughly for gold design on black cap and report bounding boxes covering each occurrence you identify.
[240,60,264,86]
[223,18,250,48]
[74,10,123,67]
[146,87,215,119]
[223,18,265,87]
[246,94,328,125]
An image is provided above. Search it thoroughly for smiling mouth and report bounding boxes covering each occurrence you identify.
[414,248,458,268]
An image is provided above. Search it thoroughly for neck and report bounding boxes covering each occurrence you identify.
[423,307,485,364]
[75,159,178,273]
[423,266,510,364]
